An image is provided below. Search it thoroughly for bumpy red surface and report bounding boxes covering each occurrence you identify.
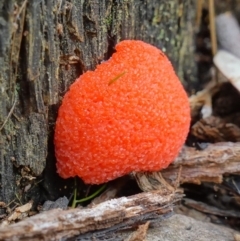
[54,40,190,184]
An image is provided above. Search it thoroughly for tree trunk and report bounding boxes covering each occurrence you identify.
[0,0,196,206]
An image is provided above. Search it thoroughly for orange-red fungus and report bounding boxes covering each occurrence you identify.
[54,40,191,184]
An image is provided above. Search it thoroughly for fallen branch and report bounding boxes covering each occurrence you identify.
[162,142,240,184]
[0,190,182,241]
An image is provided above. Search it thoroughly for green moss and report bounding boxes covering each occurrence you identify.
[103,14,112,30]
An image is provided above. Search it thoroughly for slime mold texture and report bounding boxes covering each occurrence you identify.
[54,40,191,184]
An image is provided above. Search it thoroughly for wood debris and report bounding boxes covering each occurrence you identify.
[191,116,240,142]
[189,79,221,120]
[234,233,240,241]
[124,221,150,241]
[0,190,182,241]
[88,178,129,207]
[161,142,240,185]
[0,201,33,228]
[183,198,240,218]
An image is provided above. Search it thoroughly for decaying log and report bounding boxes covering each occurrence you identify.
[0,190,182,241]
[161,142,240,185]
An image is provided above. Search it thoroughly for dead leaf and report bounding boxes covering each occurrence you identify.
[7,201,33,222]
[124,222,150,241]
[214,50,240,93]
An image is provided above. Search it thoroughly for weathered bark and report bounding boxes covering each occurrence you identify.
[0,0,196,205]
[166,142,240,184]
[0,190,182,241]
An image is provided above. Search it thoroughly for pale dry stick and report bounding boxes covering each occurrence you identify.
[57,0,62,13]
[208,0,219,83]
[0,97,17,131]
[209,0,217,56]
[196,0,203,30]
[16,0,28,18]
[173,165,182,190]
[10,0,28,97]
[189,78,223,118]
[7,0,27,123]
